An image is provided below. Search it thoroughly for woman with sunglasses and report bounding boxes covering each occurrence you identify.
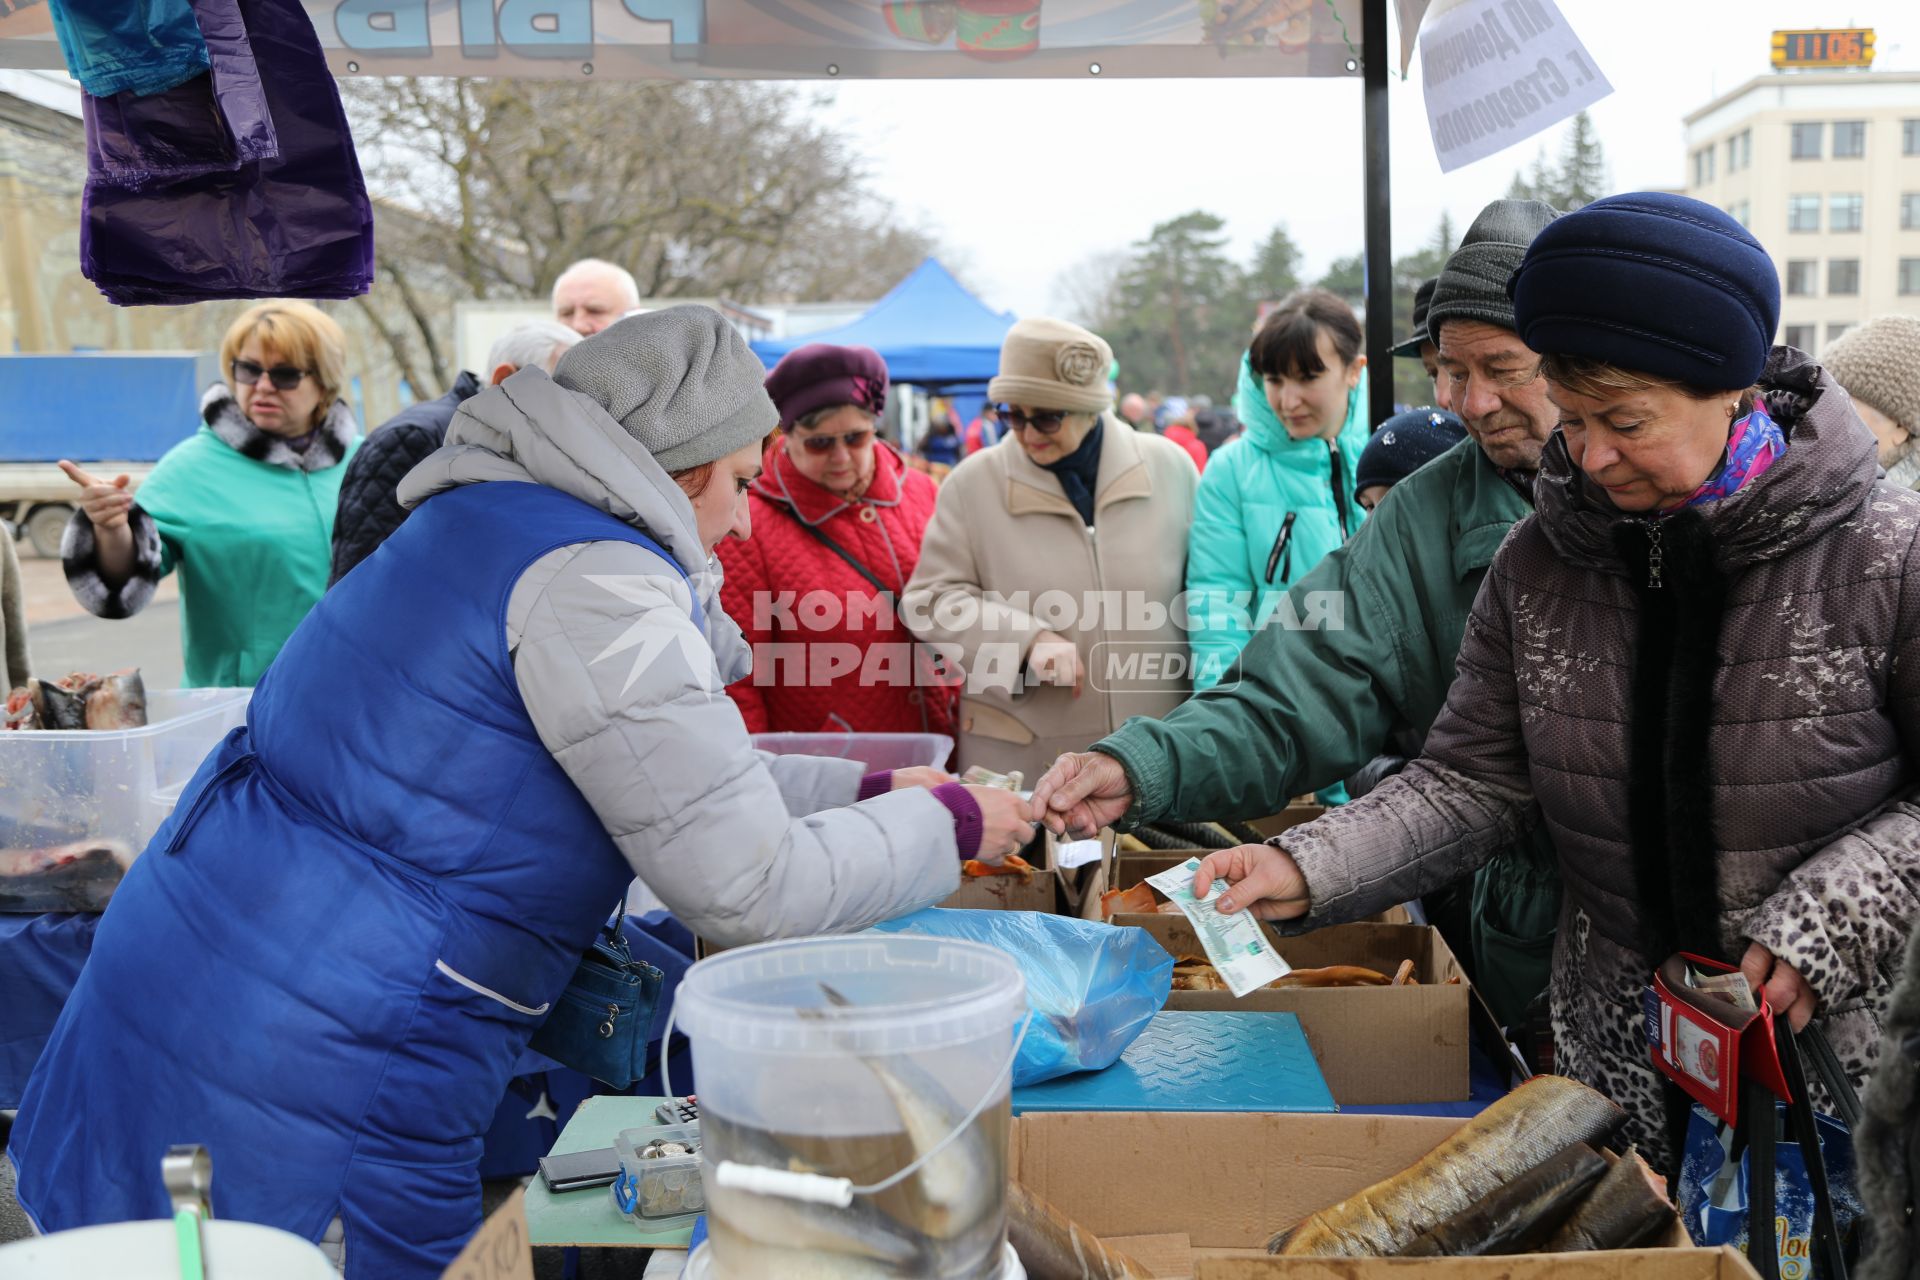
[717,343,958,746]
[903,317,1200,783]
[57,301,359,687]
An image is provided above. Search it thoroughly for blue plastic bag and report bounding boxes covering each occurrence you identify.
[46,0,209,98]
[868,908,1173,1085]
[1678,1099,1862,1277]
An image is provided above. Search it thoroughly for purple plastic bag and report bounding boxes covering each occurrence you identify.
[84,0,278,192]
[80,0,373,304]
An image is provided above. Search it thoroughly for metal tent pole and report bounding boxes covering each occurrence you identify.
[1361,0,1394,429]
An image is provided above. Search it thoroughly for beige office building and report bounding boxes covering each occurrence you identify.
[1683,69,1920,356]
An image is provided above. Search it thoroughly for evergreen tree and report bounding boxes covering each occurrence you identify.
[1244,224,1304,309]
[1099,211,1246,398]
[1555,110,1608,210]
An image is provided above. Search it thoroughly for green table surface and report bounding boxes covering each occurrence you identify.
[525,1095,695,1250]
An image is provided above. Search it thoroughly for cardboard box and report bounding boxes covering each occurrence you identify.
[1009,1110,1744,1280]
[1104,851,1412,926]
[1126,918,1472,1104]
[937,827,1108,914]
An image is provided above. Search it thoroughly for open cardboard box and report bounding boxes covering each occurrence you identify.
[938,825,1070,913]
[1119,918,1472,1104]
[1009,1110,1749,1280]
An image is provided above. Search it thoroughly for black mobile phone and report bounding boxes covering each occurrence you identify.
[538,1146,621,1193]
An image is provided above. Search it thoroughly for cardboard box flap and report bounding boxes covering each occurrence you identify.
[1010,1111,1461,1250]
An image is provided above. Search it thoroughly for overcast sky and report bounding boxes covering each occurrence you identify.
[812,2,1918,318]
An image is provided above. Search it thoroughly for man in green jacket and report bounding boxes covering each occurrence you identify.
[1032,199,1564,1028]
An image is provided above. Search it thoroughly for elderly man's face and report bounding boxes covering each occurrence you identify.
[553,273,630,337]
[1436,320,1554,472]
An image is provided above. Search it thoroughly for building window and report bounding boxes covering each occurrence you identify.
[1832,121,1867,158]
[1786,261,1819,296]
[1828,260,1860,296]
[1783,324,1817,351]
[1726,129,1751,172]
[1693,148,1716,187]
[1827,323,1854,347]
[1791,122,1824,160]
[1729,200,1751,228]
[1904,193,1920,231]
[1903,260,1920,296]
[1831,195,1864,232]
[1789,195,1821,232]
[1906,120,1920,156]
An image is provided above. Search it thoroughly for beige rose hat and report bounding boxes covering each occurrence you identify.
[988,317,1115,415]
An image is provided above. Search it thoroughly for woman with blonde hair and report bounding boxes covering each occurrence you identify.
[59,300,360,686]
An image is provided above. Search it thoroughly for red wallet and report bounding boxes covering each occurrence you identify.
[1643,952,1790,1125]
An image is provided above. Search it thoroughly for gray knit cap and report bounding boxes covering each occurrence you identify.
[1823,315,1920,433]
[1427,199,1559,344]
[553,306,777,472]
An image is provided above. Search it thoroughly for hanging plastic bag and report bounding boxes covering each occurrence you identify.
[84,0,278,192]
[45,0,209,98]
[81,0,374,304]
[867,908,1172,1085]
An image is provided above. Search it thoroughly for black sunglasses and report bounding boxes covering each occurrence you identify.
[796,427,875,454]
[1000,406,1071,435]
[231,359,310,392]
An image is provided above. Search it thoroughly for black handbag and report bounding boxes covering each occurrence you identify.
[528,906,665,1090]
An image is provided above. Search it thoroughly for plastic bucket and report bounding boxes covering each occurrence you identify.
[676,934,1026,1279]
[682,1239,1025,1278]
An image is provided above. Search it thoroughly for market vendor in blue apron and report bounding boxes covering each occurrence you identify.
[5,308,1036,1276]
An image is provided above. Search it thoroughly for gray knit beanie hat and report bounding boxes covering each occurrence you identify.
[1427,199,1559,344]
[1823,315,1920,434]
[553,306,777,472]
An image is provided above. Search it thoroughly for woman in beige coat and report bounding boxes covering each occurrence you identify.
[902,318,1200,782]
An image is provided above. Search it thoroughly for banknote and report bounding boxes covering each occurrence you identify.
[1145,857,1292,997]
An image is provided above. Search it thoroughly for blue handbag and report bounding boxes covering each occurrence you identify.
[529,907,665,1090]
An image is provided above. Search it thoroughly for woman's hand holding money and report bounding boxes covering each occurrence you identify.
[1191,844,1311,921]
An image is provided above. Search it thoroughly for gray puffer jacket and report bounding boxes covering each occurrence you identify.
[397,368,962,946]
[1276,348,1920,1165]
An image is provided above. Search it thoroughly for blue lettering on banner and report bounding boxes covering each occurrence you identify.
[335,0,430,53]
[334,0,705,57]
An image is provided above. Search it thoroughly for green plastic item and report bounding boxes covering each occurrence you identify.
[173,1209,205,1280]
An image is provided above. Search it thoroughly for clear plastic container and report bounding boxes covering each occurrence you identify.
[750,731,954,773]
[677,934,1026,1280]
[611,1121,705,1231]
[682,1240,1026,1279]
[0,688,252,912]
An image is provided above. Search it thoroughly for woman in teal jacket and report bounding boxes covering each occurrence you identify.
[1187,289,1368,691]
[59,301,360,687]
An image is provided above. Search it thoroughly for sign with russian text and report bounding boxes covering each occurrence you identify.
[1419,0,1611,174]
[0,0,1366,80]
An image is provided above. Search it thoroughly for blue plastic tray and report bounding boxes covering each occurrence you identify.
[1011,1011,1336,1114]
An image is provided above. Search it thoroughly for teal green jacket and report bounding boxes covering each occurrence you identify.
[1102,438,1560,1024]
[1186,353,1369,690]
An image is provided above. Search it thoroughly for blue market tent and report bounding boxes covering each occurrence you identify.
[752,259,1015,391]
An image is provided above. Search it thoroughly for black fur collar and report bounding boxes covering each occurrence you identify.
[202,383,356,473]
[1611,508,1729,964]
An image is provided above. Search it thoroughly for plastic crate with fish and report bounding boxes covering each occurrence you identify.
[0,687,253,913]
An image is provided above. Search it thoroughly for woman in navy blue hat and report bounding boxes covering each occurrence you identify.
[1188,192,1920,1167]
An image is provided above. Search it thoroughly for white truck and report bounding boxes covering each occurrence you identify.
[1,352,213,557]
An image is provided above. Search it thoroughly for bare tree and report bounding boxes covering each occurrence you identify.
[1050,250,1128,327]
[342,79,938,395]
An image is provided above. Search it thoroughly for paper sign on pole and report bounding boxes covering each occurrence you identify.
[1418,0,1611,173]
[439,1187,535,1280]
[1396,0,1432,77]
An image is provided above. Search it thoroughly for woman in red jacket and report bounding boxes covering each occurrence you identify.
[719,344,959,742]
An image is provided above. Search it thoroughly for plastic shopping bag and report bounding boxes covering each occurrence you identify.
[1678,1099,1862,1278]
[868,908,1172,1085]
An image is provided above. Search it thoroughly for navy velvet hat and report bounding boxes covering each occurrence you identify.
[1507,192,1780,390]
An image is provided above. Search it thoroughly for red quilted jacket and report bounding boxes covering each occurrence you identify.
[718,440,959,741]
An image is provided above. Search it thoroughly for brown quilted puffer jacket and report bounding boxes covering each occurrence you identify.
[1278,347,1920,1165]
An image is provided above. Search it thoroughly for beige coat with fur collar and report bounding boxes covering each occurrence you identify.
[902,418,1200,781]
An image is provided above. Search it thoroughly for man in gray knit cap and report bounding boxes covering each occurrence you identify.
[1036,197,1565,1036]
